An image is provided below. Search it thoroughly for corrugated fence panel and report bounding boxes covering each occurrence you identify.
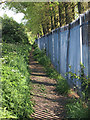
[46,35,49,56]
[40,37,42,50]
[60,29,68,76]
[68,25,81,87]
[50,33,53,64]
[52,32,55,65]
[43,37,45,50]
[48,34,50,57]
[38,38,40,48]
[56,30,59,72]
[82,22,88,76]
[50,34,52,58]
[58,29,61,74]
[49,34,52,58]
[54,31,57,68]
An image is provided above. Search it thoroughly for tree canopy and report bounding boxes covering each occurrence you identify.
[4,2,90,38]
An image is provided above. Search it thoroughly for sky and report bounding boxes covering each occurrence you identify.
[0,3,24,23]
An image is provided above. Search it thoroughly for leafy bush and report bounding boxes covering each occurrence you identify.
[66,98,89,119]
[1,43,34,118]
[33,47,42,60]
[0,107,17,119]
[67,64,89,102]
[56,75,69,95]
[1,15,28,43]
[33,47,51,66]
[66,64,89,118]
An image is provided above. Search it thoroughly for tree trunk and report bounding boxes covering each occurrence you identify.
[88,2,90,8]
[42,24,46,36]
[47,23,49,34]
[78,2,82,14]
[54,12,57,29]
[64,3,69,24]
[58,2,62,27]
[48,2,54,30]
[51,14,54,30]
[52,5,57,29]
[72,3,75,20]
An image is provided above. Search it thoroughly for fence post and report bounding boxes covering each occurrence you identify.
[47,35,49,57]
[87,10,90,105]
[38,38,40,49]
[58,28,60,73]
[52,31,54,65]
[80,15,83,64]
[66,24,70,78]
[88,11,90,78]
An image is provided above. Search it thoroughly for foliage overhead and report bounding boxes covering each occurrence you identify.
[5,2,90,38]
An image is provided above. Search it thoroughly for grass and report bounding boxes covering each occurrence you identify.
[1,42,34,118]
[40,84,46,93]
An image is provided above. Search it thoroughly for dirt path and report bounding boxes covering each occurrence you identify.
[29,50,67,119]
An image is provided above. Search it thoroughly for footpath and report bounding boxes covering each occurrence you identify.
[29,50,67,119]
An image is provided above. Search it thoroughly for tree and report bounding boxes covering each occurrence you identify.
[78,2,82,14]
[58,2,62,27]
[5,2,90,38]
[2,15,28,43]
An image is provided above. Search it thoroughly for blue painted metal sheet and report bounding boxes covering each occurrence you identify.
[68,25,81,88]
[54,31,58,69]
[82,23,88,76]
[60,29,68,76]
[56,31,59,72]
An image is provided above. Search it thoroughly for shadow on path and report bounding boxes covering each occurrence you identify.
[29,50,67,119]
[31,79,56,86]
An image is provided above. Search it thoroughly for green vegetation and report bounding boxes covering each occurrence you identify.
[56,75,69,95]
[66,64,89,119]
[40,84,46,93]
[66,98,88,119]
[67,64,89,101]
[0,15,34,118]
[1,43,34,118]
[2,15,28,44]
[33,46,69,95]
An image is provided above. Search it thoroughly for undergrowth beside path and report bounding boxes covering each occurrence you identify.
[1,43,34,119]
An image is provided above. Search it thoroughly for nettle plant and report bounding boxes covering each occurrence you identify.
[67,63,89,101]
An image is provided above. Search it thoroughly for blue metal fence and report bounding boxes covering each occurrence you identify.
[35,10,90,90]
